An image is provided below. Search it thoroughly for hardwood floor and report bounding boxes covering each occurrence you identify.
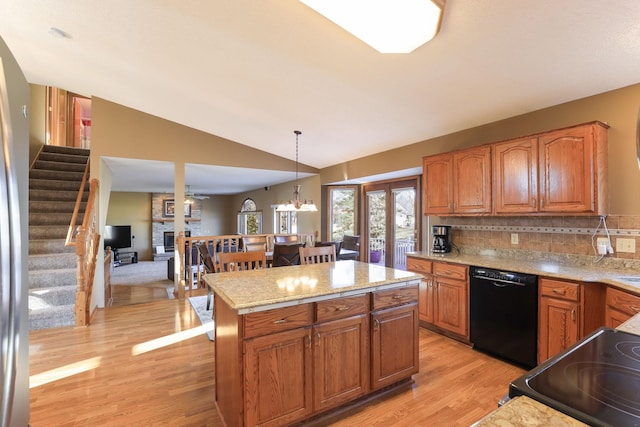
[29,290,524,426]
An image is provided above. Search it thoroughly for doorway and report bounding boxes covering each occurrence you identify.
[363,177,420,270]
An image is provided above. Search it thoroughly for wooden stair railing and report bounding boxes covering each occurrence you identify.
[65,157,100,326]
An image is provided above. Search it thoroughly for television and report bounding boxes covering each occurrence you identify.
[104,225,132,249]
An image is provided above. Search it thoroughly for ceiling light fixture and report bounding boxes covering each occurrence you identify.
[275,131,317,212]
[300,0,445,53]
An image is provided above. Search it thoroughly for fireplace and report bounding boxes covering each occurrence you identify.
[164,230,190,251]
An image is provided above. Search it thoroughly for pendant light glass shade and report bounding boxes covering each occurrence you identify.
[275,131,317,212]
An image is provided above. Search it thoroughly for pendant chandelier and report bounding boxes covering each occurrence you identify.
[275,130,317,212]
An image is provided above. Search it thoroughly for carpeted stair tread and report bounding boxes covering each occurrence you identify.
[30,200,86,213]
[30,178,88,191]
[29,305,75,330]
[29,225,68,240]
[29,268,76,289]
[38,151,89,164]
[29,252,76,271]
[29,212,84,226]
[30,169,85,182]
[33,160,87,173]
[29,284,76,307]
[29,239,75,255]
[41,145,89,157]
[30,188,88,201]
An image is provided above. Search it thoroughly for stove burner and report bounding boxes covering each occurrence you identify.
[616,341,640,363]
[510,327,640,427]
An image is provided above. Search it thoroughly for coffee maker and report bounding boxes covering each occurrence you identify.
[431,225,452,253]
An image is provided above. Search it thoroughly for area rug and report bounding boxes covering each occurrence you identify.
[188,295,214,341]
[111,261,173,287]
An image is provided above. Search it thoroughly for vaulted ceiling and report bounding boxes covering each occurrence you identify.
[2,1,640,193]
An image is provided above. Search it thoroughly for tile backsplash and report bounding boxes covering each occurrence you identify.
[444,215,640,261]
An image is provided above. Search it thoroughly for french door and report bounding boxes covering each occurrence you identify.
[363,178,420,269]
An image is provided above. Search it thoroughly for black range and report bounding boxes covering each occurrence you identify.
[509,327,640,427]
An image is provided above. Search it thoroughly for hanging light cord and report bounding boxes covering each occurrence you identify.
[295,130,301,184]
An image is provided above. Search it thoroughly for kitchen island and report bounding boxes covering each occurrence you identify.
[204,260,422,427]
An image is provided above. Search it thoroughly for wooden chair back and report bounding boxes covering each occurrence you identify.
[271,243,305,267]
[242,235,267,252]
[196,242,215,274]
[217,250,267,272]
[299,245,336,265]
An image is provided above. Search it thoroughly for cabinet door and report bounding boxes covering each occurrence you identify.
[244,327,313,427]
[538,297,580,362]
[313,314,369,412]
[453,146,491,214]
[493,137,538,213]
[423,154,453,215]
[539,125,595,213]
[419,274,435,324]
[371,303,419,390]
[434,277,468,337]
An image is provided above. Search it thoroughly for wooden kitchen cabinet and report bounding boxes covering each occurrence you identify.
[605,286,640,328]
[406,257,434,323]
[244,326,314,426]
[407,257,469,340]
[371,287,419,390]
[422,153,453,215]
[493,137,539,214]
[537,277,606,363]
[244,297,370,426]
[313,313,369,412]
[538,122,608,214]
[433,261,468,338]
[422,147,491,215]
[453,146,492,214]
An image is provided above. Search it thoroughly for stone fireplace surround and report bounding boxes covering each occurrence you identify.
[152,193,201,261]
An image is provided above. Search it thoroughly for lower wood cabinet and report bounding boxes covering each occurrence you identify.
[407,257,468,340]
[605,286,640,328]
[215,285,419,427]
[371,302,419,390]
[538,277,604,363]
[244,327,313,427]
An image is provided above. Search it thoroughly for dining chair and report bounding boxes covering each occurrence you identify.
[271,243,305,267]
[299,245,336,265]
[196,242,216,310]
[217,250,268,272]
[242,235,267,252]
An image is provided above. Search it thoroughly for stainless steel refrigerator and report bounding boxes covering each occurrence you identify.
[0,35,30,427]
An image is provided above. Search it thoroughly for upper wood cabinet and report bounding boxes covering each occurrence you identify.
[453,146,492,214]
[538,123,607,214]
[493,137,539,213]
[424,121,609,216]
[423,146,491,215]
[422,153,453,214]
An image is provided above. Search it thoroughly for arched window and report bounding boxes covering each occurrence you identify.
[237,198,262,234]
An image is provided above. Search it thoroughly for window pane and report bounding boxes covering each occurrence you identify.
[329,187,356,241]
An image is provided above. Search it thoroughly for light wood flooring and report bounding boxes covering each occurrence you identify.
[29,286,525,426]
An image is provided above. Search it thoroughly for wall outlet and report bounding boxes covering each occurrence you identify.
[616,238,636,253]
[511,233,519,245]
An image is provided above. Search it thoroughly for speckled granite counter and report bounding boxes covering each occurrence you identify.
[204,260,421,313]
[472,396,589,427]
[406,250,640,294]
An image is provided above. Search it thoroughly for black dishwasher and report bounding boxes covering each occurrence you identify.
[469,266,538,369]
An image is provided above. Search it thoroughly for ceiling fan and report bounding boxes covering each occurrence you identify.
[185,185,209,202]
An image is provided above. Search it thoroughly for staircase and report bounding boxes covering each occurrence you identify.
[28,145,89,330]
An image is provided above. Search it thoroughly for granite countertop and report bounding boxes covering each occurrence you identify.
[407,250,640,294]
[472,396,589,427]
[203,260,421,314]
